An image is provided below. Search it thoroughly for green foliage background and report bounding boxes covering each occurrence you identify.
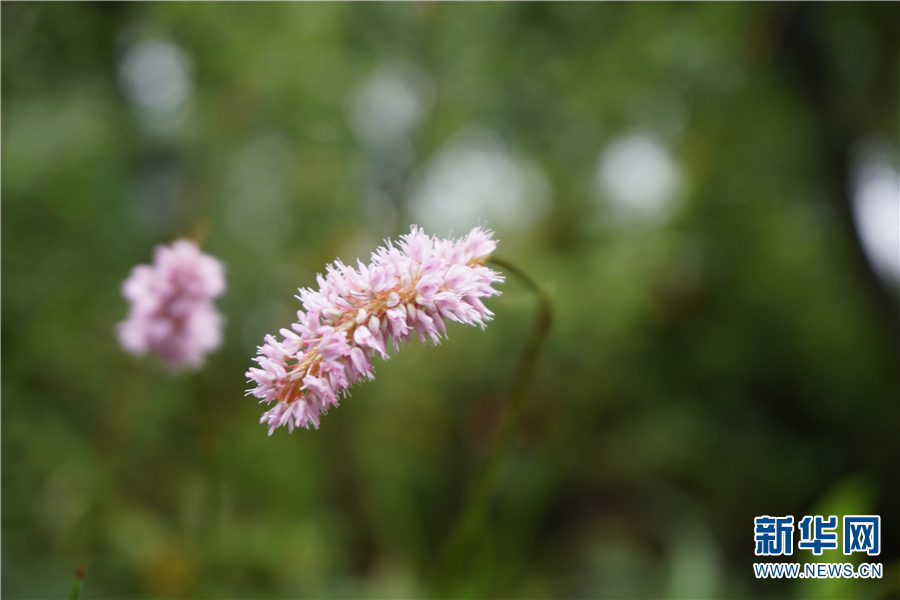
[2,3,898,598]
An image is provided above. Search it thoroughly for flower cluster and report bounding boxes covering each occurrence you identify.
[118,239,226,370]
[247,226,503,434]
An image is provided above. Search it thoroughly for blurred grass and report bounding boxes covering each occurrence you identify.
[2,2,898,599]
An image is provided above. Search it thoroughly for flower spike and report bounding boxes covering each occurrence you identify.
[246,225,503,435]
[118,239,226,370]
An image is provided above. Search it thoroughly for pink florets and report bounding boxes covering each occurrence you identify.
[118,239,226,370]
[247,225,503,435]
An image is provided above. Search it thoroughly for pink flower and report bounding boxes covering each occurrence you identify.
[118,239,226,370]
[247,225,503,435]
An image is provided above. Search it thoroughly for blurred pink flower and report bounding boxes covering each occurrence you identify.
[247,225,503,435]
[118,239,226,370]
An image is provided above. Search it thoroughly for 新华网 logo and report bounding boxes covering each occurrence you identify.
[754,515,880,556]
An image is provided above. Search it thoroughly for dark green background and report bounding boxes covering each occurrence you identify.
[3,3,898,598]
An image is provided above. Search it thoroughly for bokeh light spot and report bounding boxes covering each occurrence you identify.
[596,132,682,223]
[348,61,434,151]
[407,126,550,235]
[850,138,900,286]
[119,39,193,131]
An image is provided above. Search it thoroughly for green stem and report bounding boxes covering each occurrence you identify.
[186,216,211,247]
[436,257,552,594]
[68,564,84,600]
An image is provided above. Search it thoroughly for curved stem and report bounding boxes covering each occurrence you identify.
[436,256,552,594]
